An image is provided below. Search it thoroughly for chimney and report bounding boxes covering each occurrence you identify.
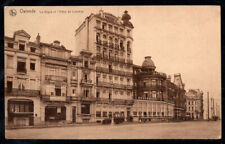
[36,33,40,45]
[99,9,104,17]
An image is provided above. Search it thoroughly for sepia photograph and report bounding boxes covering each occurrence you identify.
[4,6,221,139]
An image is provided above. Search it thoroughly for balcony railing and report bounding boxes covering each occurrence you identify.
[97,81,113,88]
[81,79,92,84]
[45,75,67,82]
[5,88,40,97]
[41,95,71,102]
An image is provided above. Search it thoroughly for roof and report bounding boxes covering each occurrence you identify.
[142,56,156,70]
[13,30,31,39]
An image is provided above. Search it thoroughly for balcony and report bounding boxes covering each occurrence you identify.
[80,79,93,87]
[141,85,166,91]
[80,96,96,102]
[96,66,109,73]
[126,85,133,89]
[97,81,113,88]
[41,95,71,102]
[45,75,67,82]
[5,88,40,97]
[17,68,27,75]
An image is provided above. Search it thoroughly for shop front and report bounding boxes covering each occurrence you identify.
[7,99,34,126]
[45,106,66,122]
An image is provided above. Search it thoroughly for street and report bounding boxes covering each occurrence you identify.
[5,121,221,139]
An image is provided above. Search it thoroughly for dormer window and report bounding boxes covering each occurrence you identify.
[7,43,14,48]
[19,43,25,51]
[30,47,36,53]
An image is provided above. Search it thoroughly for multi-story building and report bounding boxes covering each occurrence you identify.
[5,30,41,126]
[186,89,204,120]
[5,10,191,127]
[133,56,175,122]
[74,10,134,122]
[165,74,186,120]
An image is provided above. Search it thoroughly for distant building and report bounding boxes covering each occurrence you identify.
[133,56,175,122]
[186,89,204,120]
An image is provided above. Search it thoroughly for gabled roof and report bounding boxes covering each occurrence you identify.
[13,30,31,39]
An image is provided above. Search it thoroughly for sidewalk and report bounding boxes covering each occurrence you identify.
[6,120,208,130]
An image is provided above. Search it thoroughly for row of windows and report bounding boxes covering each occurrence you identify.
[7,56,36,71]
[143,80,163,87]
[132,111,169,116]
[97,74,131,82]
[96,111,125,118]
[96,20,131,36]
[7,42,36,53]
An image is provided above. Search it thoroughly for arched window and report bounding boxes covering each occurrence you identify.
[120,40,124,50]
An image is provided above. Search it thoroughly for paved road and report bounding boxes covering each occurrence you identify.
[5,121,221,139]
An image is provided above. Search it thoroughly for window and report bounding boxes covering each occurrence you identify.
[143,82,146,87]
[51,92,54,96]
[102,23,106,30]
[84,61,88,68]
[127,41,130,49]
[115,77,118,81]
[120,77,124,81]
[152,91,157,98]
[30,62,35,71]
[84,90,89,97]
[7,56,13,68]
[30,47,36,52]
[19,43,25,51]
[73,62,76,65]
[103,111,107,117]
[127,78,130,83]
[97,46,101,52]
[7,43,14,48]
[120,91,124,95]
[152,80,156,86]
[103,74,106,79]
[72,89,76,94]
[109,76,112,81]
[109,64,112,72]
[109,93,112,99]
[96,33,100,42]
[133,111,137,116]
[17,61,26,73]
[7,81,12,93]
[96,91,100,98]
[81,104,90,114]
[138,112,142,116]
[55,88,61,96]
[96,111,101,117]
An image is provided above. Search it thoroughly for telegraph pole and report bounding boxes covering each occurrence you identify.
[207,92,209,120]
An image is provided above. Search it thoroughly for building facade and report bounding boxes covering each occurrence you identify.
[74,10,134,122]
[133,56,175,122]
[5,10,191,127]
[186,89,204,120]
[5,30,41,126]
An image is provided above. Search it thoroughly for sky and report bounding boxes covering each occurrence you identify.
[4,6,221,109]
